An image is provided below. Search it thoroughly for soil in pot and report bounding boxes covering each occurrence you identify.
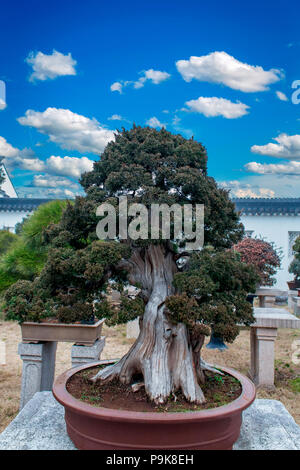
[66,365,242,412]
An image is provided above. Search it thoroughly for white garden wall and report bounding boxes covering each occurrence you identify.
[240,215,300,290]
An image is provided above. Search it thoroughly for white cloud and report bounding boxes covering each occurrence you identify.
[0,136,19,158]
[0,136,44,171]
[26,50,77,82]
[219,180,275,198]
[108,114,123,120]
[63,189,77,197]
[172,115,181,126]
[32,174,80,188]
[18,158,46,172]
[17,186,79,199]
[171,115,193,139]
[133,77,147,89]
[143,69,170,84]
[110,82,123,93]
[0,135,95,182]
[0,99,6,110]
[245,160,300,175]
[146,117,166,128]
[18,107,115,155]
[251,133,300,160]
[234,187,275,198]
[134,69,170,89]
[110,69,170,93]
[276,91,288,101]
[46,155,94,178]
[0,134,96,199]
[220,170,300,198]
[185,96,249,118]
[176,51,282,92]
[0,80,6,110]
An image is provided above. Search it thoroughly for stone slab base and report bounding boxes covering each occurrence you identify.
[0,392,299,450]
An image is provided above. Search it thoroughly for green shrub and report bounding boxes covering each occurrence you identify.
[0,200,70,294]
[0,230,18,256]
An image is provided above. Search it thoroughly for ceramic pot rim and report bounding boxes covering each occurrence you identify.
[53,361,256,424]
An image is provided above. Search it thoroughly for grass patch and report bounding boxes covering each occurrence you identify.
[289,378,300,393]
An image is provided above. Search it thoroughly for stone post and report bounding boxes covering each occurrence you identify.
[18,341,57,410]
[71,336,105,368]
[294,297,300,317]
[126,318,140,339]
[288,290,297,310]
[249,327,277,388]
[258,296,266,308]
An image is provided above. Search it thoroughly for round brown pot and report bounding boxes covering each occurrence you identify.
[53,362,256,450]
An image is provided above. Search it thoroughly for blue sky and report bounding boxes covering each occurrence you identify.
[1,0,300,199]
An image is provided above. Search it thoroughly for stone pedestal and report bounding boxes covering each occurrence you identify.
[249,327,277,388]
[293,296,300,317]
[18,341,57,410]
[18,337,106,410]
[288,290,297,309]
[71,336,105,368]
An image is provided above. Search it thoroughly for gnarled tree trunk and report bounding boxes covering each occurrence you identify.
[91,244,219,404]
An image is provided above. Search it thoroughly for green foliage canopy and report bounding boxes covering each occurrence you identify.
[4,127,255,339]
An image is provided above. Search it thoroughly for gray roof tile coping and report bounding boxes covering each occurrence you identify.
[0,198,58,212]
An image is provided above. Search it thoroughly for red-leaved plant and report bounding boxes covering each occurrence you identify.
[233,237,281,287]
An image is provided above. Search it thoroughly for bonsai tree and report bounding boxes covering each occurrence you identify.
[289,236,300,284]
[233,237,281,287]
[289,258,300,281]
[4,126,258,404]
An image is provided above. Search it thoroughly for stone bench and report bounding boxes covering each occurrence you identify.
[255,288,285,308]
[0,392,299,450]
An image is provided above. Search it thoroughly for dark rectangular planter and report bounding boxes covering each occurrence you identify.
[287,280,300,290]
[21,318,105,346]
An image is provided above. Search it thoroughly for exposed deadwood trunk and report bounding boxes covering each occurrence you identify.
[91,244,219,404]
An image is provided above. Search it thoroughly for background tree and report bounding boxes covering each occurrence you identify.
[233,237,281,287]
[0,200,69,293]
[0,230,18,256]
[4,126,258,404]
